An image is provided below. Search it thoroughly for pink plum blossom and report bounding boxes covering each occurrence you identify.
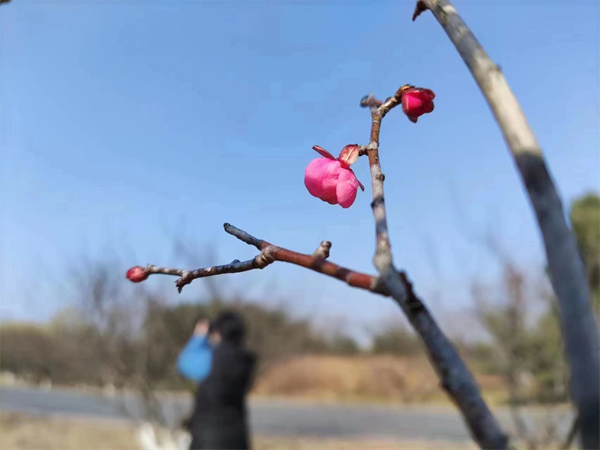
[304,145,365,208]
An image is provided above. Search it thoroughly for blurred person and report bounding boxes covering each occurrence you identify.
[177,311,257,450]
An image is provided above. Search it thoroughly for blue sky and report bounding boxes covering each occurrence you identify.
[1,1,598,339]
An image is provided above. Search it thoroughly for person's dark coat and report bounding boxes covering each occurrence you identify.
[188,340,256,450]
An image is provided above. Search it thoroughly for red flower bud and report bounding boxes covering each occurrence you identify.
[401,87,435,123]
[126,266,148,283]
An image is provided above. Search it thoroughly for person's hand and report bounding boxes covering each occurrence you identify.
[194,319,210,337]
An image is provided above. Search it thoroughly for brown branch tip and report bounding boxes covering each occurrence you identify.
[360,94,383,109]
[412,0,429,21]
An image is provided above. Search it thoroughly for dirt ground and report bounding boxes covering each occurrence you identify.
[253,355,506,405]
[0,412,477,450]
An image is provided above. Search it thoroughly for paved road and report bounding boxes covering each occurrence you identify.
[0,387,572,443]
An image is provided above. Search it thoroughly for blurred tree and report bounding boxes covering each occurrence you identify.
[150,300,331,377]
[472,263,567,449]
[473,265,533,400]
[569,192,600,313]
[0,298,351,393]
[527,305,568,403]
[0,322,93,385]
[371,325,421,356]
[453,339,497,376]
[326,334,361,356]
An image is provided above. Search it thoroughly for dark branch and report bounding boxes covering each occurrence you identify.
[412,1,600,447]
[361,88,509,450]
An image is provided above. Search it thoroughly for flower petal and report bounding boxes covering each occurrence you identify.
[348,169,365,191]
[304,158,341,199]
[338,144,359,169]
[424,99,434,114]
[422,88,435,100]
[312,145,336,160]
[321,176,339,204]
[404,93,425,111]
[336,168,360,208]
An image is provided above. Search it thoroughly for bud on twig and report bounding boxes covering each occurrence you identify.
[126,266,148,283]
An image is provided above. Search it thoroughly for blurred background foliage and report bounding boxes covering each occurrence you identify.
[1,193,598,409]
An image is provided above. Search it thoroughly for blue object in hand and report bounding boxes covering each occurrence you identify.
[177,335,212,383]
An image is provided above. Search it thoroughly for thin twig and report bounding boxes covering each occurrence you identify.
[223,222,266,250]
[505,266,536,450]
[146,259,262,293]
[364,85,412,268]
[136,224,388,296]
[361,89,509,450]
[412,1,600,447]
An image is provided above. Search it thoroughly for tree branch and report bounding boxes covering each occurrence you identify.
[361,89,509,450]
[131,223,388,296]
[131,215,507,447]
[146,259,264,293]
[135,215,513,449]
[412,1,600,447]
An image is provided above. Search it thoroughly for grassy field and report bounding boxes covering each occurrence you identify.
[0,412,477,450]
